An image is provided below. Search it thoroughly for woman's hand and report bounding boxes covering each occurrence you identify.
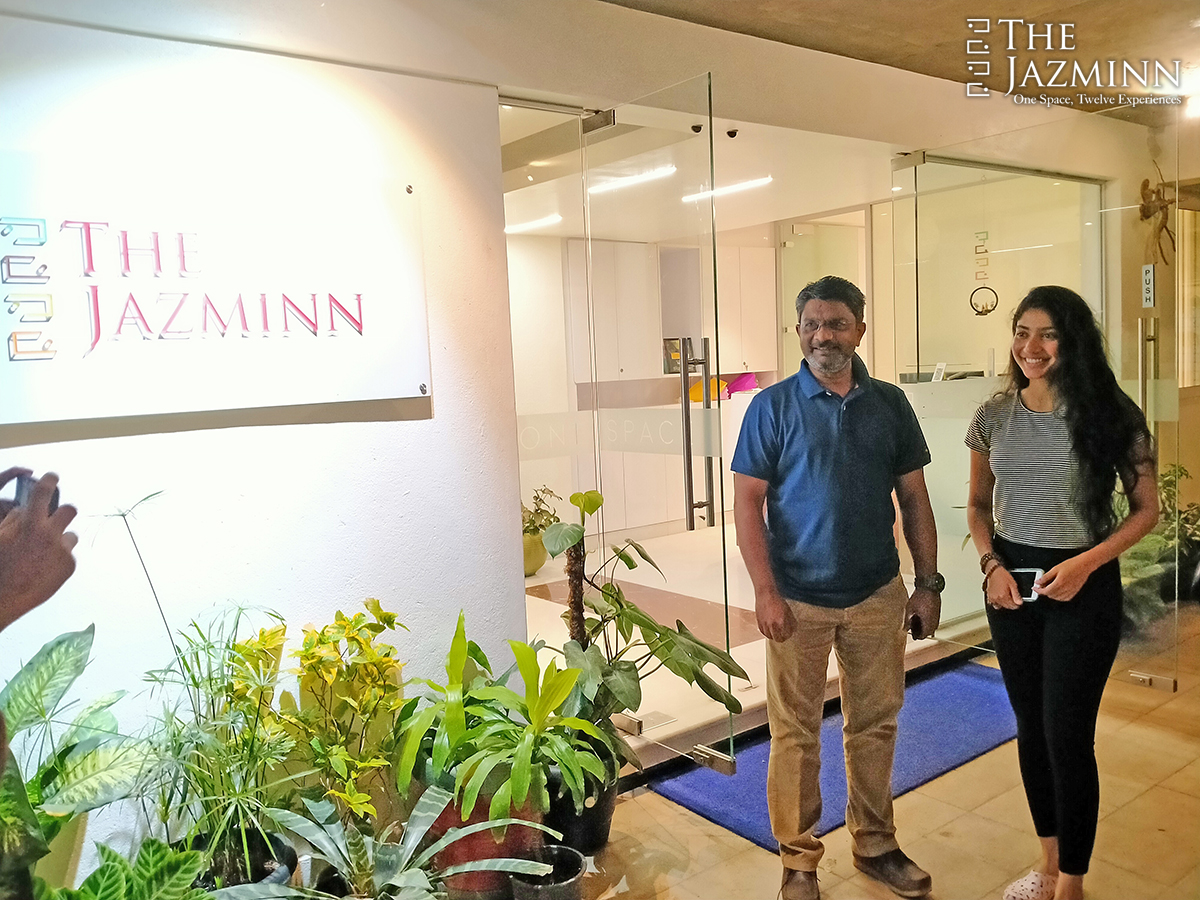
[986,567,1024,610]
[1036,555,1095,601]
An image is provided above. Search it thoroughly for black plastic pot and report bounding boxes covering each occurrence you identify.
[177,830,297,889]
[544,770,618,855]
[509,844,585,900]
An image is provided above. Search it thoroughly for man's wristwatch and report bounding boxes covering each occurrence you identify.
[914,572,946,593]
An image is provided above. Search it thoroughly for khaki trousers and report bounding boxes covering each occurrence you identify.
[766,575,909,872]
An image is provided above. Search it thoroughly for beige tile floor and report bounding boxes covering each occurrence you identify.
[581,610,1200,900]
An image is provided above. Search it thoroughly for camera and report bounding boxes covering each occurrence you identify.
[14,474,59,515]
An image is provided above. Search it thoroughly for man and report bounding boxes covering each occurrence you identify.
[732,276,942,900]
[0,468,79,765]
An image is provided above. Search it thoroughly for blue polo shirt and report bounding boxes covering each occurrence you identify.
[731,356,931,608]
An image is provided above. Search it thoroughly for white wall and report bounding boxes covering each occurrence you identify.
[0,0,1076,149]
[0,15,522,872]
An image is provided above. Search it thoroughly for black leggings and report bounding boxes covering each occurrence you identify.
[986,535,1123,876]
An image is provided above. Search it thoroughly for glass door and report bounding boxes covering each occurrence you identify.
[889,104,1194,691]
[504,73,742,773]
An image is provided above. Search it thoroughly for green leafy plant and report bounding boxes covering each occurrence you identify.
[279,599,407,827]
[542,491,750,770]
[395,613,610,822]
[209,790,554,900]
[33,838,209,900]
[521,487,561,536]
[1118,464,1200,629]
[141,608,299,887]
[0,628,146,894]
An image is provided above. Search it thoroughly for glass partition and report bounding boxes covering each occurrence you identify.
[892,104,1195,691]
[503,74,742,772]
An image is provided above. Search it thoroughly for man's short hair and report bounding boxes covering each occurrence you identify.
[795,275,865,323]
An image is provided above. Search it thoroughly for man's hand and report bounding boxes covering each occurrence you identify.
[756,587,796,642]
[905,587,941,640]
[0,472,78,632]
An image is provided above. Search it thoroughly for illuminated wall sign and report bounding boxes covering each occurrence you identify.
[1,26,432,427]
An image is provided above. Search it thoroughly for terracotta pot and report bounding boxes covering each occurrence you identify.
[432,798,544,900]
[523,533,548,577]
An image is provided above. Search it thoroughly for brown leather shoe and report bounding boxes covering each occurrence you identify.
[780,867,820,900]
[853,849,931,897]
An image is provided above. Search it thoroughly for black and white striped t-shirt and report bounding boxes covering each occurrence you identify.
[965,393,1092,548]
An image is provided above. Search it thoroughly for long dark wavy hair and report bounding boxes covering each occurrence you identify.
[1002,285,1153,539]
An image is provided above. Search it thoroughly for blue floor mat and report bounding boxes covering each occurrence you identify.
[649,662,1016,853]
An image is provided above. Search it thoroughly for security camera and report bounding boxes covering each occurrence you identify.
[691,124,703,133]
[726,128,739,138]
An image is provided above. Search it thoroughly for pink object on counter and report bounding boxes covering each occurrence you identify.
[726,371,759,394]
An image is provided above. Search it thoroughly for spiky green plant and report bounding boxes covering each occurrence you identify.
[210,790,553,900]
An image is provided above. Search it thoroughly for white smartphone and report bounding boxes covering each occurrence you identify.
[1010,567,1044,601]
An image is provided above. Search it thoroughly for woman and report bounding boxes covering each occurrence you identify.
[965,286,1158,900]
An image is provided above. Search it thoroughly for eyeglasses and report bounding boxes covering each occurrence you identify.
[797,318,855,334]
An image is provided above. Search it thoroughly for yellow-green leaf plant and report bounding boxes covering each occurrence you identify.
[279,599,408,828]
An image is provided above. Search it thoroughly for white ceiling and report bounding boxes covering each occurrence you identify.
[500,102,901,244]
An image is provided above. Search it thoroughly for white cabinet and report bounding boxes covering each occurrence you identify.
[710,246,778,373]
[739,247,778,373]
[566,239,661,383]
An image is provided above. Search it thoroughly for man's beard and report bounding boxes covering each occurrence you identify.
[806,344,853,376]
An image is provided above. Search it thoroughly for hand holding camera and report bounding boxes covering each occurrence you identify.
[0,468,78,632]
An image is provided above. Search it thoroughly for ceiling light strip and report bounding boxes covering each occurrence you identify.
[989,244,1053,254]
[682,176,773,203]
[504,214,563,235]
[588,165,677,195]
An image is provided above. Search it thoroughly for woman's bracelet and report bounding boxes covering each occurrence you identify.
[983,560,1004,580]
[979,551,1004,574]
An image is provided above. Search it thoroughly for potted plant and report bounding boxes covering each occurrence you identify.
[279,599,408,831]
[34,838,212,900]
[207,788,556,900]
[140,607,301,888]
[540,491,750,852]
[0,627,147,897]
[1119,464,1200,633]
[394,613,609,895]
[521,487,561,577]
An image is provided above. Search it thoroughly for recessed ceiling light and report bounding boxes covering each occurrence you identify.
[682,175,772,203]
[501,105,513,110]
[504,214,562,234]
[891,186,902,192]
[588,165,677,195]
[527,174,534,181]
